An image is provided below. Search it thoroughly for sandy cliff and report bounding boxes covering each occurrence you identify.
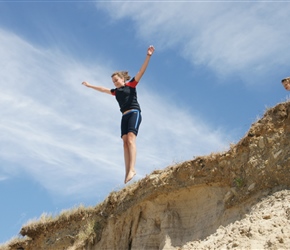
[2,101,290,250]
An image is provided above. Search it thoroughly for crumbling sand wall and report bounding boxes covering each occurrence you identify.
[3,101,290,250]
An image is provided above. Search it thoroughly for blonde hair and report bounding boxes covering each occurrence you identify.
[111,71,131,81]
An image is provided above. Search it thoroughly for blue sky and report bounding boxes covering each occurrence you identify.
[1,0,290,244]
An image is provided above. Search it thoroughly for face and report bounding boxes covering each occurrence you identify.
[112,75,125,88]
[282,80,290,91]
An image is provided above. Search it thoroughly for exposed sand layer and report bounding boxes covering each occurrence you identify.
[2,101,290,250]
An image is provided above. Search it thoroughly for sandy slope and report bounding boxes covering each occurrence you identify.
[2,101,290,250]
[182,189,290,250]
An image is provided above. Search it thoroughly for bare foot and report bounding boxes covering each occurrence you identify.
[125,170,136,184]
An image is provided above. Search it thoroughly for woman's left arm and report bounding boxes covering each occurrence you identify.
[135,45,155,82]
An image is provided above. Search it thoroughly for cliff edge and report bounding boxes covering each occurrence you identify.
[2,101,290,250]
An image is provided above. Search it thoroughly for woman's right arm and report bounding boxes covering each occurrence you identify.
[82,81,111,95]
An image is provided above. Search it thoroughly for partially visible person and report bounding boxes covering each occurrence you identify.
[281,77,290,91]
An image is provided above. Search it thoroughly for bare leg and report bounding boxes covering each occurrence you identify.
[122,132,137,184]
[122,134,130,178]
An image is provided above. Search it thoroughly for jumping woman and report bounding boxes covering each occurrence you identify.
[82,45,155,184]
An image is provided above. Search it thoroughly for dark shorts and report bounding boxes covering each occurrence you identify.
[121,110,142,137]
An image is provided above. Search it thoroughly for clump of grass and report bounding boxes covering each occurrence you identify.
[58,204,88,220]
[22,204,96,235]
[234,177,245,188]
[22,212,54,231]
[76,221,97,247]
[0,236,27,250]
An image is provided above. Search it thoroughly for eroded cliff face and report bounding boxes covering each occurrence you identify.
[3,101,290,250]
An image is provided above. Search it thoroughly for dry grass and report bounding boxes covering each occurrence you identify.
[21,212,54,232]
[0,236,26,250]
[77,221,96,245]
[21,204,96,236]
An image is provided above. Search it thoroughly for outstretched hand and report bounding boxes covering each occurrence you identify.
[82,81,90,87]
[147,45,155,56]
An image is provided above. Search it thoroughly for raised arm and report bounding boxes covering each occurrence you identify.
[82,81,111,95]
[135,45,155,83]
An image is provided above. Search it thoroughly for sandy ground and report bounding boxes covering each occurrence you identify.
[182,189,290,250]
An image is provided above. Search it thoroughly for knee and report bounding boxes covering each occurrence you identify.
[123,139,129,149]
[122,136,131,149]
[123,133,136,146]
[123,139,134,148]
[128,132,136,142]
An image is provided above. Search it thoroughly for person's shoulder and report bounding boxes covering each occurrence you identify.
[126,77,138,88]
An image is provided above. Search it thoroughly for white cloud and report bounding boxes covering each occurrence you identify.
[97,2,290,83]
[137,88,228,169]
[0,28,230,200]
[0,176,8,182]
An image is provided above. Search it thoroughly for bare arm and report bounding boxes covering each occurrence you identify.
[82,81,111,95]
[135,45,155,83]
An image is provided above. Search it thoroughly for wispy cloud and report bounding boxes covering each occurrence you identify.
[0,176,8,182]
[97,2,290,83]
[0,28,230,201]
